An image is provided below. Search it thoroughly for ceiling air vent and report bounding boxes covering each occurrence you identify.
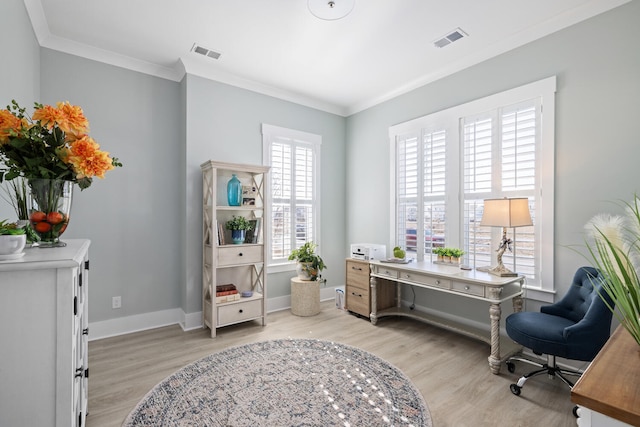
[433,28,468,48]
[191,43,221,60]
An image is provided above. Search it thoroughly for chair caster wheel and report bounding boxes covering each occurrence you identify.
[510,384,521,396]
[573,406,579,418]
[507,362,516,373]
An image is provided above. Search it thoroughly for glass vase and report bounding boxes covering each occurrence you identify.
[227,174,242,206]
[27,179,73,247]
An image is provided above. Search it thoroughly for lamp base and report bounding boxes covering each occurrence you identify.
[487,264,518,277]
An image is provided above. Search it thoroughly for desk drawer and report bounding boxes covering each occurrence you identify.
[451,281,485,297]
[346,262,369,290]
[346,289,370,317]
[399,271,450,289]
[372,265,398,279]
[218,245,263,266]
[218,299,262,325]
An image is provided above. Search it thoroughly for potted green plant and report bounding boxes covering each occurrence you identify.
[0,219,26,258]
[441,247,453,263]
[450,248,465,264]
[433,247,446,262]
[225,215,254,244]
[288,241,326,281]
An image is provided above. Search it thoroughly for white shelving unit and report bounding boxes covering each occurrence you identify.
[201,160,270,338]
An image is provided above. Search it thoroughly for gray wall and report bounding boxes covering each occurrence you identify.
[184,75,346,314]
[346,1,640,319]
[0,0,40,221]
[39,49,183,322]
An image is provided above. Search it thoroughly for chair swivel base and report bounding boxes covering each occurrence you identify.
[506,355,582,396]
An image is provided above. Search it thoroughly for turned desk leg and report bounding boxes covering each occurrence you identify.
[488,302,502,374]
[370,275,378,325]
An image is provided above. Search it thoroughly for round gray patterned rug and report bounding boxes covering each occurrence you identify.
[123,338,432,427]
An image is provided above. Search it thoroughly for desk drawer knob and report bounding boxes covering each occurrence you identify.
[435,280,440,285]
[464,286,470,290]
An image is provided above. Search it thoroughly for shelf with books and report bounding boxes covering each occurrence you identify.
[201,160,270,337]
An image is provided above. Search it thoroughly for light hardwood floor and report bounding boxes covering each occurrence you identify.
[87,302,577,427]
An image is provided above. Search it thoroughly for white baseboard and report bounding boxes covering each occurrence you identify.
[89,286,341,341]
[181,310,203,331]
[89,308,183,341]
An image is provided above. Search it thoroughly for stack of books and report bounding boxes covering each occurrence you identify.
[215,284,240,303]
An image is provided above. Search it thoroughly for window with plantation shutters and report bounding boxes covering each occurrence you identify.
[462,101,538,281]
[262,124,321,267]
[395,130,447,260]
[390,77,556,300]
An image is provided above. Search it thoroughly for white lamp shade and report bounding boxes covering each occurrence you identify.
[308,0,355,20]
[480,198,532,228]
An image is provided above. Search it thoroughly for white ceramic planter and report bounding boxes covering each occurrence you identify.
[296,262,317,280]
[0,234,26,259]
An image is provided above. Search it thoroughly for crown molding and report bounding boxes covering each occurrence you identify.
[179,57,346,116]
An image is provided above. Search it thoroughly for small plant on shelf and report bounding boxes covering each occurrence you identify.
[450,248,465,259]
[225,215,254,245]
[288,241,327,281]
[225,215,254,231]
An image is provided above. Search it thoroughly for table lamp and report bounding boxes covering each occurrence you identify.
[480,197,532,277]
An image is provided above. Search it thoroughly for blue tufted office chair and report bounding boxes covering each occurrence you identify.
[505,266,614,396]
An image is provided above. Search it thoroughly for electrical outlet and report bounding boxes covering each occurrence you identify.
[112,296,122,309]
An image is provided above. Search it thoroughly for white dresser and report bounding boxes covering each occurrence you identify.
[0,239,90,427]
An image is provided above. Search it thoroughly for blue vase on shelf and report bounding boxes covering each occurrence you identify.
[227,174,242,206]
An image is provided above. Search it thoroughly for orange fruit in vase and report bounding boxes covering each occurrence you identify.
[35,221,52,233]
[58,223,68,234]
[30,211,46,223]
[47,211,64,225]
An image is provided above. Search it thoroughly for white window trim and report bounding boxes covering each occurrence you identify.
[262,123,322,274]
[389,76,556,302]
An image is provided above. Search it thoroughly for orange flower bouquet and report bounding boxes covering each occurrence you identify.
[0,100,121,189]
[0,100,122,245]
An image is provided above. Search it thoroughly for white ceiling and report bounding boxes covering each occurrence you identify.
[24,0,629,116]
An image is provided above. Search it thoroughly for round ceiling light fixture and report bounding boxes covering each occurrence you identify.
[308,0,355,21]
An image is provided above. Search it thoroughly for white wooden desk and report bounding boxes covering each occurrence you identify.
[369,260,524,374]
